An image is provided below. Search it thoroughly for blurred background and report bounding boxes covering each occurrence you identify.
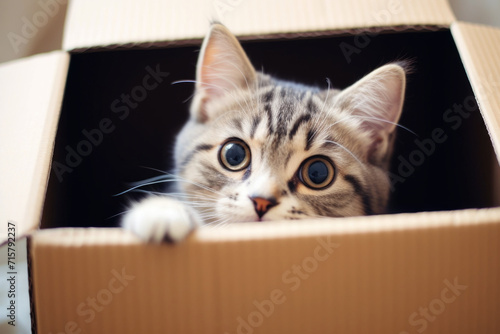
[0,0,499,64]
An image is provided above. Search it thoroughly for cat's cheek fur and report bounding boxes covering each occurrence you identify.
[122,196,201,243]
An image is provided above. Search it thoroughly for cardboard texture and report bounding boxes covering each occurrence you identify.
[31,209,500,333]
[0,0,499,332]
[451,22,500,161]
[0,51,69,242]
[63,0,456,51]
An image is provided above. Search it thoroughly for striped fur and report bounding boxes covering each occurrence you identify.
[122,24,406,242]
[176,75,393,221]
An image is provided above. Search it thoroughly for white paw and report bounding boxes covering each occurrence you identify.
[122,196,201,243]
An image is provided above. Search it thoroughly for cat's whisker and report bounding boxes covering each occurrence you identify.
[210,58,256,116]
[201,217,222,226]
[116,170,224,205]
[311,78,333,138]
[174,76,255,119]
[199,216,228,228]
[106,210,130,220]
[121,24,408,243]
[324,114,416,136]
[213,221,231,230]
[170,79,197,102]
[121,189,219,203]
[318,78,332,114]
[162,190,220,200]
[204,217,231,229]
[160,198,219,207]
[170,195,219,204]
[324,140,365,168]
[114,178,178,196]
[176,178,225,197]
[141,171,226,198]
[203,60,254,116]
[171,79,197,85]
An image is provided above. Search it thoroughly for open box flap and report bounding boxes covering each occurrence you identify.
[451,22,500,165]
[62,0,455,52]
[0,51,70,244]
[31,208,500,333]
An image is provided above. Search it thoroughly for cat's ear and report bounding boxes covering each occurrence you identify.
[335,63,406,163]
[192,24,256,123]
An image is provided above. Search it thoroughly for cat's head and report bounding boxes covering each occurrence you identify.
[174,24,406,224]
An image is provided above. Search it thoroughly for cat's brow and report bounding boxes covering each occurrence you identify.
[232,118,243,132]
[283,150,294,169]
[249,115,261,139]
[305,129,316,151]
[306,95,319,113]
[288,114,311,140]
[263,98,274,135]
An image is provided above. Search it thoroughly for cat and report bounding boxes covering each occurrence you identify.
[121,23,406,243]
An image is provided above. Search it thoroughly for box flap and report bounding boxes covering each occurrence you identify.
[0,51,69,244]
[451,22,500,165]
[31,208,500,333]
[63,0,455,51]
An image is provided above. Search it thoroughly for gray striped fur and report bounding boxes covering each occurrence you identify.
[172,24,406,225]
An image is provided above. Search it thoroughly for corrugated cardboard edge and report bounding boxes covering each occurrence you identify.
[27,237,37,334]
[64,25,452,55]
[62,0,455,52]
[31,207,500,245]
[0,51,70,244]
[30,208,500,333]
[451,22,500,165]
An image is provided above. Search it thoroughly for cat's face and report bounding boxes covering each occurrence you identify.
[173,24,406,225]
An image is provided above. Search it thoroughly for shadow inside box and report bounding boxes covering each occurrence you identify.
[41,29,499,229]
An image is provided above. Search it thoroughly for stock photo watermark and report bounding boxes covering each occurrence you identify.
[224,236,340,334]
[7,0,67,54]
[5,221,17,326]
[389,76,500,191]
[339,0,409,64]
[47,267,135,334]
[51,64,169,183]
[388,95,477,190]
[399,277,468,334]
[213,0,245,20]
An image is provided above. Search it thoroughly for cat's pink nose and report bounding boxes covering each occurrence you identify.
[250,196,278,219]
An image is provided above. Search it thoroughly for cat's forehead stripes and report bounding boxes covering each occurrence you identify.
[306,95,320,114]
[249,115,261,139]
[124,24,410,238]
[288,114,312,140]
[255,83,324,147]
[178,68,401,220]
[305,129,316,151]
[232,118,243,132]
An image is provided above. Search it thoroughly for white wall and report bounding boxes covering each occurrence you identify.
[449,0,500,27]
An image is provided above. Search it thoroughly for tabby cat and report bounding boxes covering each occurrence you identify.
[122,24,406,242]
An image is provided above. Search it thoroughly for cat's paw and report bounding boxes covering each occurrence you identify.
[122,196,201,243]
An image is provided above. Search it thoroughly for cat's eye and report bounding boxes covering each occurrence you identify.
[299,156,335,189]
[219,139,251,171]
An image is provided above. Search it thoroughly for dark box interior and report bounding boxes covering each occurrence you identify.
[41,29,498,229]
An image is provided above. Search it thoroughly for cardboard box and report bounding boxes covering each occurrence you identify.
[1,0,500,333]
